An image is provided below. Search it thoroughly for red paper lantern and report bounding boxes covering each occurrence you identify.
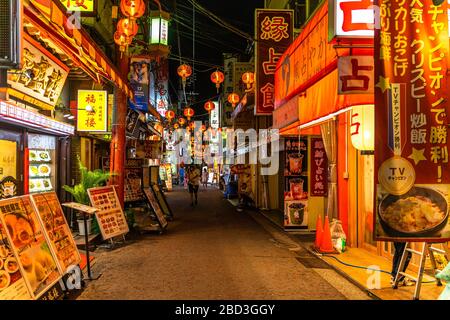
[178,117,186,126]
[210,70,224,92]
[177,64,192,88]
[117,18,139,37]
[120,0,145,19]
[201,124,206,132]
[227,93,240,108]
[114,31,132,53]
[173,123,180,129]
[183,107,195,120]
[165,110,175,122]
[204,101,215,113]
[242,71,255,89]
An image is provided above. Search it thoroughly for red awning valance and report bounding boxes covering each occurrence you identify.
[299,69,373,126]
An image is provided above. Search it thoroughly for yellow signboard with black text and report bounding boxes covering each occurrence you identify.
[77,90,108,132]
[61,0,96,13]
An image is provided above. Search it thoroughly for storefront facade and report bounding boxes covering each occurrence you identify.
[274,2,384,252]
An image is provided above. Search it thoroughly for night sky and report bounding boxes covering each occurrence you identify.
[159,0,264,121]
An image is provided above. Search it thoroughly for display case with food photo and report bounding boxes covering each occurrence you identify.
[284,200,308,228]
[376,184,450,240]
[0,196,61,299]
[0,227,32,300]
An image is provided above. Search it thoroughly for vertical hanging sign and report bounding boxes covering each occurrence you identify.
[374,0,450,241]
[255,9,293,115]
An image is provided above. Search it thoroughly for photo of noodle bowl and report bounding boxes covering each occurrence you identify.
[378,186,449,237]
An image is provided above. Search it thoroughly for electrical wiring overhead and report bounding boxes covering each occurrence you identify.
[186,0,254,41]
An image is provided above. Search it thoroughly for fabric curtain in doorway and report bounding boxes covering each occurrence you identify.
[320,120,338,219]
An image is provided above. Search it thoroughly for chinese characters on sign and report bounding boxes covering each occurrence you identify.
[374,0,450,241]
[338,56,374,94]
[256,9,293,115]
[311,138,328,197]
[60,0,95,12]
[153,59,169,117]
[7,36,69,108]
[77,90,108,132]
[329,0,375,39]
[274,4,336,108]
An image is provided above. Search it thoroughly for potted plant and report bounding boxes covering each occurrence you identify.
[63,158,113,236]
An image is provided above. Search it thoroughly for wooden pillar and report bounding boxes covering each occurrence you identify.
[110,54,129,208]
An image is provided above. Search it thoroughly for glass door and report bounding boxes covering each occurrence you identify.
[0,129,22,199]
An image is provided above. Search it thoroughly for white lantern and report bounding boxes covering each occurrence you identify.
[350,104,374,154]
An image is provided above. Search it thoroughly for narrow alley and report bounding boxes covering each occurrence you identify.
[77,187,369,300]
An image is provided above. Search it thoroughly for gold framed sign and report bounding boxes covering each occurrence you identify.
[7,35,69,108]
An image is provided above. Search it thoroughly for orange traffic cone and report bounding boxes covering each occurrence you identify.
[314,215,323,249]
[319,215,334,253]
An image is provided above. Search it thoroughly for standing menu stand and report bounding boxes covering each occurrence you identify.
[143,187,168,232]
[151,182,174,220]
[62,202,101,280]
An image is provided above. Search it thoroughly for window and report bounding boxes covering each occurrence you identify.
[288,0,324,29]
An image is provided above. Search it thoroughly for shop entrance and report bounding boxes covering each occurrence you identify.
[0,128,22,199]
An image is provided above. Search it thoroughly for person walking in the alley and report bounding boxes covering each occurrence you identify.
[391,242,414,286]
[179,166,185,186]
[187,165,201,206]
[202,168,208,189]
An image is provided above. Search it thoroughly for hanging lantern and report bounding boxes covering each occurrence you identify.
[210,70,224,93]
[177,64,192,89]
[201,124,206,132]
[189,122,196,130]
[154,122,163,133]
[204,101,215,113]
[117,18,139,37]
[178,117,186,126]
[114,31,132,54]
[242,71,255,90]
[120,0,145,19]
[183,107,195,121]
[350,105,374,154]
[173,123,180,129]
[165,110,175,122]
[227,93,240,108]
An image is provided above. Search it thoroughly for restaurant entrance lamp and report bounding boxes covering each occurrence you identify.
[350,105,374,154]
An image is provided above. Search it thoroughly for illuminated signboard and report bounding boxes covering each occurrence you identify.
[77,90,108,132]
[328,0,375,39]
[61,0,96,13]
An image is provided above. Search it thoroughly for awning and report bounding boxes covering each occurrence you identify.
[25,0,132,98]
[298,69,373,126]
[0,100,75,135]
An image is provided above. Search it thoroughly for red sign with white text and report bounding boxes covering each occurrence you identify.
[310,138,328,197]
[374,0,450,241]
[255,9,293,115]
[329,0,375,39]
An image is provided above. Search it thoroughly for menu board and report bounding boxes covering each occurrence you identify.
[143,188,168,230]
[28,148,54,194]
[87,186,129,240]
[0,196,61,299]
[284,200,308,229]
[284,138,308,201]
[0,222,32,300]
[125,159,145,202]
[151,183,172,219]
[30,193,81,273]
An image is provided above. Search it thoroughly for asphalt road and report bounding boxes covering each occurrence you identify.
[77,186,369,300]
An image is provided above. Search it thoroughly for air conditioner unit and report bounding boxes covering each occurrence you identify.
[0,0,22,69]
